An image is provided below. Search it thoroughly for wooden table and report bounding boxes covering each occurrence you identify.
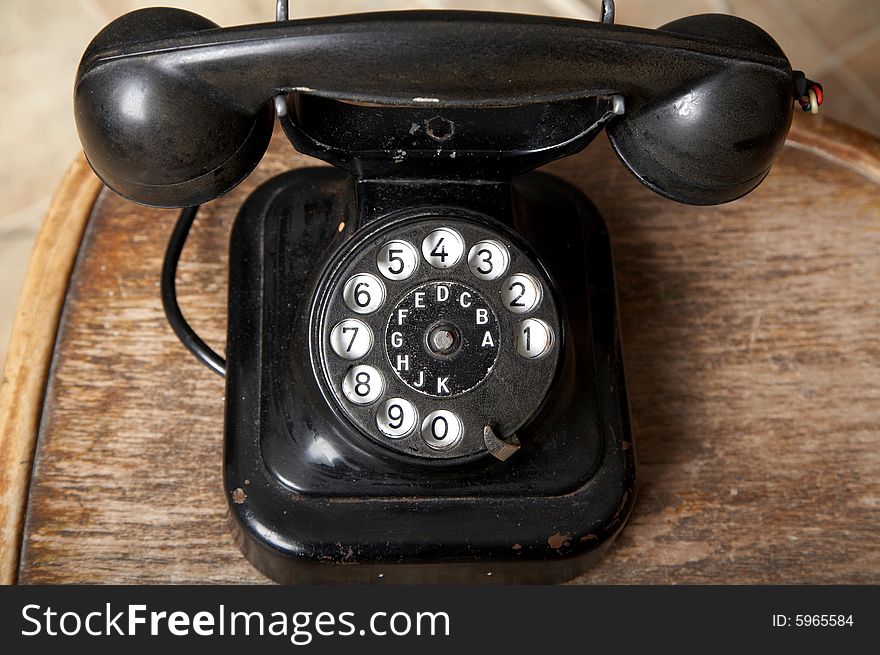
[1,114,878,584]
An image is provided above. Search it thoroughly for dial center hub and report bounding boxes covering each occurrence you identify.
[385,280,499,397]
[427,324,460,356]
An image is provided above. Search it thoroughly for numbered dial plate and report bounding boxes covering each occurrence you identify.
[386,281,500,397]
[316,214,561,460]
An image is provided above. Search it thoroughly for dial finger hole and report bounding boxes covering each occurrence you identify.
[515,318,555,359]
[501,273,542,314]
[467,239,509,281]
[329,318,373,360]
[421,228,464,269]
[342,364,384,405]
[376,397,418,438]
[343,273,386,314]
[376,239,418,281]
[421,410,463,450]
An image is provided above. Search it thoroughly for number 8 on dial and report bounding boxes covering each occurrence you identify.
[342,364,384,405]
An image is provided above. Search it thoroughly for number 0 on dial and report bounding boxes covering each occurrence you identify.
[421,410,463,450]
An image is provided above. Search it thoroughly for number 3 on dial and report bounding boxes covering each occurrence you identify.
[467,239,509,281]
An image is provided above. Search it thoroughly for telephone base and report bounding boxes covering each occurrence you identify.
[224,167,636,583]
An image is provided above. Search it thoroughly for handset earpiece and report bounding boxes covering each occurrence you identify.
[74,8,274,208]
[76,9,806,208]
[606,14,796,205]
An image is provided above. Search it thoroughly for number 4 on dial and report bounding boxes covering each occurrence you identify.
[422,228,464,269]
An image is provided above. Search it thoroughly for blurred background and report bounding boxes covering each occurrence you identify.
[1,0,878,369]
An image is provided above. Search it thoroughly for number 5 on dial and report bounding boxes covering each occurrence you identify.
[376,240,418,280]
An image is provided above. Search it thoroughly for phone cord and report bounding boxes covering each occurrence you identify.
[161,205,227,377]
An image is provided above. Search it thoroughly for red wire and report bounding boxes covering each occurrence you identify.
[812,84,824,106]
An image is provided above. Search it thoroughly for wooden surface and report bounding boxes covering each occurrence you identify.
[0,158,102,584]
[11,113,880,583]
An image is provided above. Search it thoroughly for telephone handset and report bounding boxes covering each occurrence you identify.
[74,1,821,582]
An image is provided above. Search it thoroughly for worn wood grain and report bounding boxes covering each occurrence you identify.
[0,156,102,583]
[14,113,880,583]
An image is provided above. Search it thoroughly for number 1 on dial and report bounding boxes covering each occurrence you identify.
[515,318,554,359]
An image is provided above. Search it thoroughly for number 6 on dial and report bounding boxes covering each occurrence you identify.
[342,273,386,314]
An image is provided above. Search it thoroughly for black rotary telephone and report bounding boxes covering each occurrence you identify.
[74,0,821,583]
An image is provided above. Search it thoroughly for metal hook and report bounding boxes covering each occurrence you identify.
[273,0,290,116]
[602,0,615,24]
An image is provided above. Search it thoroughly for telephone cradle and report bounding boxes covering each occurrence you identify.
[73,1,822,583]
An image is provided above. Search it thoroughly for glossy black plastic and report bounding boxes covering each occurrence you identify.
[224,169,635,583]
[74,8,798,206]
[71,5,811,583]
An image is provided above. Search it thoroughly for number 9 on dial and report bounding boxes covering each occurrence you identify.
[376,398,418,438]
